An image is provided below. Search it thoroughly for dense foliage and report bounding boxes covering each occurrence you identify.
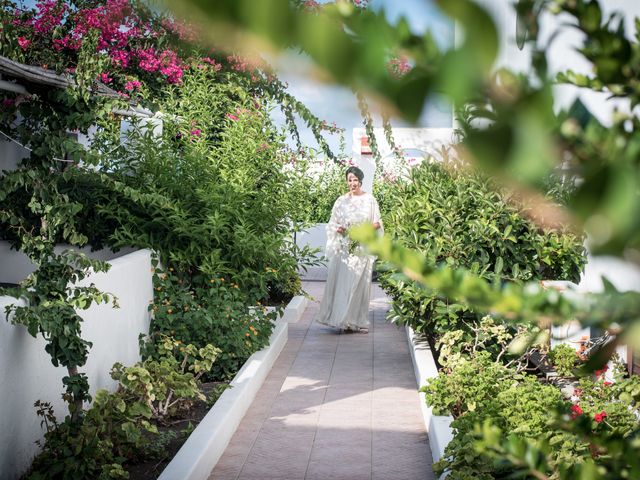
[0,0,345,477]
[376,159,585,346]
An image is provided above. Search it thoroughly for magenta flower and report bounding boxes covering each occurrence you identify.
[2,98,15,108]
[17,37,31,50]
[111,49,131,68]
[99,73,113,84]
[124,80,142,91]
[226,113,239,122]
[190,129,202,137]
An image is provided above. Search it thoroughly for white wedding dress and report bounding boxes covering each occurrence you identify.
[316,192,383,330]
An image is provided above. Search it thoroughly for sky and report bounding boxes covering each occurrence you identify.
[270,0,455,156]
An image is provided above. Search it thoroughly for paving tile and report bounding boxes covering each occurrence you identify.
[208,282,434,480]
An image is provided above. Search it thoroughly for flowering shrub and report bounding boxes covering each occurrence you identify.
[145,266,276,381]
[1,0,188,94]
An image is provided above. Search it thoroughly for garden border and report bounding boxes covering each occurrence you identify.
[158,295,307,480]
[405,326,454,468]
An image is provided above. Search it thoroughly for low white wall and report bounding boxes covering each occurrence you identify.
[0,248,153,480]
[295,223,327,258]
[405,326,454,467]
[0,241,136,285]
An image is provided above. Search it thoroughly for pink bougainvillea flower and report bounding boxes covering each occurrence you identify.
[33,0,67,35]
[124,80,142,91]
[17,36,31,49]
[111,49,131,68]
[594,411,607,423]
[99,73,113,84]
[226,113,239,121]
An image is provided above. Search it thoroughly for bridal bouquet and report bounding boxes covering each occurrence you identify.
[344,222,362,256]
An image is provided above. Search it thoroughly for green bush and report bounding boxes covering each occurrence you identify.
[112,336,221,422]
[145,267,276,381]
[29,391,156,480]
[425,352,573,479]
[548,343,579,377]
[29,336,220,479]
[426,350,640,479]
[378,160,586,338]
[284,154,348,225]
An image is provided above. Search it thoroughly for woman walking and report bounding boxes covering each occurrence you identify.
[316,166,383,333]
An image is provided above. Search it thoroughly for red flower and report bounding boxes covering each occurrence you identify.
[603,381,612,387]
[571,404,584,419]
[594,411,607,423]
[226,113,239,122]
[594,365,609,377]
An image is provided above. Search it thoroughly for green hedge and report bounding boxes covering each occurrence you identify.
[377,160,586,337]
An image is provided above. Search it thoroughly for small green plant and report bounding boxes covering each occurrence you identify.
[112,336,221,422]
[548,343,579,377]
[29,390,157,480]
[436,315,534,370]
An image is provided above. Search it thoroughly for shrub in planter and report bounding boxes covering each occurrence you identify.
[548,343,580,377]
[112,336,221,422]
[474,373,640,479]
[377,160,586,337]
[146,269,276,381]
[423,351,518,418]
[30,337,220,479]
[425,352,571,478]
[428,350,640,479]
[29,391,156,480]
[436,315,531,370]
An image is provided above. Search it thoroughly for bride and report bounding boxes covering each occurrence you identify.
[316,166,383,333]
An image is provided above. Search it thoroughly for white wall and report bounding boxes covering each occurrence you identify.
[0,248,153,480]
[0,137,27,172]
[0,242,137,285]
[351,127,455,192]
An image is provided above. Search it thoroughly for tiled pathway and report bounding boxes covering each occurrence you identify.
[210,282,434,480]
